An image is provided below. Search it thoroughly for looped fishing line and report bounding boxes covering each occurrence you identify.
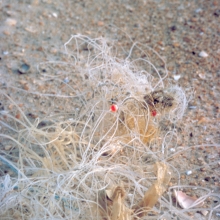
[0,35,216,220]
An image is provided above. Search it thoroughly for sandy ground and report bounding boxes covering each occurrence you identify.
[0,0,220,219]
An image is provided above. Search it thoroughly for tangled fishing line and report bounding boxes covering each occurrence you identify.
[0,35,218,219]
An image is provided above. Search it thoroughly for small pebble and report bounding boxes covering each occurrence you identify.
[8,104,14,110]
[28,113,38,119]
[18,63,30,74]
[173,42,180,47]
[52,12,58,18]
[173,75,181,81]
[195,8,202,13]
[204,177,210,181]
[63,77,69,83]
[188,106,197,109]
[199,51,208,58]
[97,21,104,26]
[125,5,134,12]
[50,48,57,54]
[5,18,17,26]
[13,186,19,190]
[15,113,21,119]
[213,1,218,6]
[170,148,176,152]
[18,103,24,107]
[198,72,206,79]
[25,26,37,33]
[3,51,9,55]
[23,84,29,91]
[186,170,192,175]
[197,116,208,124]
[3,30,10,35]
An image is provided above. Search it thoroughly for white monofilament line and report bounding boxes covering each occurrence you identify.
[0,34,216,220]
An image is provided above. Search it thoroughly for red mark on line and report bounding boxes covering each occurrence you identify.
[110,104,118,112]
[152,110,157,117]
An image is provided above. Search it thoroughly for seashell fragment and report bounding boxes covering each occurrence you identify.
[174,190,204,209]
